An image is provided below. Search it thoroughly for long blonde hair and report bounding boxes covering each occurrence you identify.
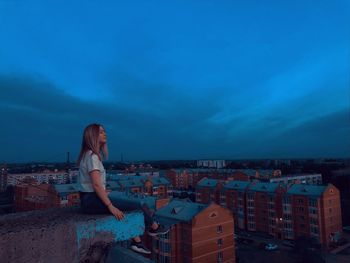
[77,123,108,165]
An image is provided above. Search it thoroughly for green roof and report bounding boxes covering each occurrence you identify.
[248,182,280,193]
[196,178,220,189]
[155,199,208,223]
[286,184,328,197]
[118,179,143,188]
[223,181,251,190]
[53,184,79,196]
[150,177,170,186]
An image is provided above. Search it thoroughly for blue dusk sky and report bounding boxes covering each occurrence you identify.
[0,1,349,163]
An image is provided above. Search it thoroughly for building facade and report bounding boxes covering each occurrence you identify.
[196,178,342,247]
[153,200,235,263]
[282,184,342,246]
[269,174,322,185]
[113,175,172,198]
[196,178,224,204]
[0,164,8,192]
[15,183,80,212]
[7,170,76,186]
[197,160,227,169]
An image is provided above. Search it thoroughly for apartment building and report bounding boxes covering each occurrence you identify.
[282,184,342,246]
[221,181,250,230]
[165,169,190,189]
[196,178,224,204]
[166,169,282,190]
[15,183,80,211]
[109,175,172,198]
[197,160,226,169]
[269,174,322,185]
[153,199,235,263]
[144,177,172,198]
[7,170,74,186]
[196,178,342,247]
[245,182,285,238]
[0,164,8,192]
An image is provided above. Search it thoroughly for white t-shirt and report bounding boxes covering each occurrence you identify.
[78,150,106,192]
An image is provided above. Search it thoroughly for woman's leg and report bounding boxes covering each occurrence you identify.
[108,195,155,227]
[80,192,109,214]
[80,192,151,254]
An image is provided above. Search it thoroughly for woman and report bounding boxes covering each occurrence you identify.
[77,123,168,255]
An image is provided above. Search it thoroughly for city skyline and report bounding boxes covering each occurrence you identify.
[0,1,349,162]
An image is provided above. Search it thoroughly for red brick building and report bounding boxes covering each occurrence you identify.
[116,176,171,198]
[196,178,342,247]
[153,199,235,263]
[196,178,224,204]
[283,184,342,246]
[221,181,250,230]
[165,169,190,189]
[245,182,286,238]
[15,183,80,212]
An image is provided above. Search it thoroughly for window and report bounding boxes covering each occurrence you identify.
[309,198,317,207]
[217,251,223,263]
[310,218,318,225]
[311,226,319,235]
[283,196,291,204]
[217,225,223,233]
[217,239,223,247]
[298,199,303,204]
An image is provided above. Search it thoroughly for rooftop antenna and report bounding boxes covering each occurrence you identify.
[66,152,71,173]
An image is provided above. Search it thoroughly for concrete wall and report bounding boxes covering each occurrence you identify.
[0,207,145,263]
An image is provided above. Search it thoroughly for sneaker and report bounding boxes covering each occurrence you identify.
[147,225,170,237]
[130,241,151,254]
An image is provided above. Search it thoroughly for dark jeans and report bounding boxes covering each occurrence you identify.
[79,192,155,227]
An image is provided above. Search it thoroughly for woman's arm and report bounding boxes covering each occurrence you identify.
[90,170,124,220]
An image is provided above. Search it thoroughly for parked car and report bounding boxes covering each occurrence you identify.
[265,243,278,251]
[240,237,254,244]
[282,240,295,248]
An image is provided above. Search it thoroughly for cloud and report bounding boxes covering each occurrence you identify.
[0,57,349,162]
[0,73,230,162]
[259,109,350,158]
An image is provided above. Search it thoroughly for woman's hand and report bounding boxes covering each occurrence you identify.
[108,205,125,220]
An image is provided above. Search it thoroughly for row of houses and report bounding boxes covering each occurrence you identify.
[196,178,342,247]
[14,180,236,263]
[165,169,322,189]
[107,174,172,198]
[14,175,172,211]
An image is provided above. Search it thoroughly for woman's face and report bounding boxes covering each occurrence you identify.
[99,126,107,145]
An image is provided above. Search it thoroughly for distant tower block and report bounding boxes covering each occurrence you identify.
[197,159,226,169]
[0,163,8,192]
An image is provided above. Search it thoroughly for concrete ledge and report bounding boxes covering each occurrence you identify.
[0,207,145,263]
